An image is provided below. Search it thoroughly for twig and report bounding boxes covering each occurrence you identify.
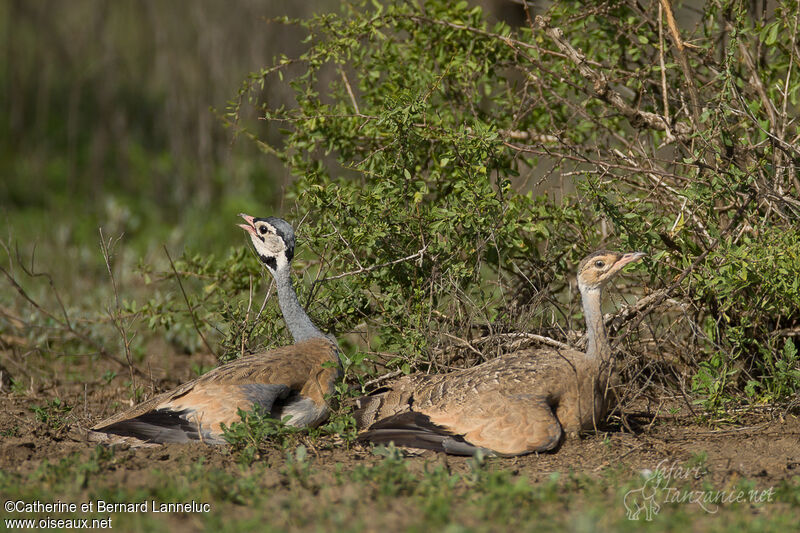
[772,327,800,338]
[657,3,672,140]
[406,13,607,68]
[163,245,217,358]
[778,9,800,146]
[499,130,559,143]
[0,265,147,378]
[734,28,777,129]
[534,15,692,139]
[339,66,360,115]
[729,85,800,161]
[99,228,138,386]
[442,333,486,360]
[241,274,254,360]
[607,288,671,329]
[472,332,573,352]
[320,245,427,282]
[363,369,404,388]
[659,0,702,127]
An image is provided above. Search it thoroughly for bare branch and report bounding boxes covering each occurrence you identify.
[320,245,427,282]
[338,66,361,116]
[163,245,217,358]
[660,0,702,127]
[99,228,139,386]
[534,15,692,140]
[0,264,147,378]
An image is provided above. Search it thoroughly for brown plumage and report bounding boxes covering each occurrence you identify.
[91,338,339,444]
[89,215,341,445]
[355,250,645,456]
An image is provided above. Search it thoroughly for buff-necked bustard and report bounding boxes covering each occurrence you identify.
[354,250,645,456]
[90,215,341,444]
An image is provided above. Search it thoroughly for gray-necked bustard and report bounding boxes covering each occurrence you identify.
[89,215,341,444]
[354,250,645,456]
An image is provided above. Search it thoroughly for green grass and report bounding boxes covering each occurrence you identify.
[1,445,797,533]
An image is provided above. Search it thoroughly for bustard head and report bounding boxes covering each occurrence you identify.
[238,213,296,272]
[576,250,645,293]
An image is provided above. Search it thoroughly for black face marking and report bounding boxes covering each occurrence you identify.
[260,254,278,270]
[249,217,296,267]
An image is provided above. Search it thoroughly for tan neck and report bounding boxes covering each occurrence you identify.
[580,286,610,363]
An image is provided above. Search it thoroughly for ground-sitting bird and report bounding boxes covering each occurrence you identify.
[89,215,341,444]
[354,250,645,456]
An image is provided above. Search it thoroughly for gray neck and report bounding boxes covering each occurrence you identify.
[272,265,324,343]
[580,285,610,363]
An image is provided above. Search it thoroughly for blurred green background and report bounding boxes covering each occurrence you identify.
[0,0,523,261]
[0,0,345,266]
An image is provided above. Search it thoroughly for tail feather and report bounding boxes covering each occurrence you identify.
[358,412,487,456]
[93,408,225,445]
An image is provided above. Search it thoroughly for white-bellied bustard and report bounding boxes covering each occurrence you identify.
[89,215,341,445]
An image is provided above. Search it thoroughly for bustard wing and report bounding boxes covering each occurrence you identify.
[357,350,590,456]
[91,338,340,443]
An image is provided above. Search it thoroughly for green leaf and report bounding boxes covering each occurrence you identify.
[765,22,779,45]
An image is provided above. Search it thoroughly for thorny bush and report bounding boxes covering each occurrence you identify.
[223,0,800,411]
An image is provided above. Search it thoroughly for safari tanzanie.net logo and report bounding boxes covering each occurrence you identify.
[623,459,774,521]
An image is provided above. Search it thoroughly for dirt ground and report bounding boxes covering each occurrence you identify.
[2,344,799,531]
[3,344,799,486]
[4,404,797,485]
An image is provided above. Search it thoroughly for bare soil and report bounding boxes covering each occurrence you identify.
[2,344,799,530]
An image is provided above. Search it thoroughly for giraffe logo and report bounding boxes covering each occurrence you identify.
[623,472,663,521]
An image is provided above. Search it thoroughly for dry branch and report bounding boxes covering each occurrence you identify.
[163,245,218,358]
[534,15,692,141]
[0,265,148,378]
[659,0,702,127]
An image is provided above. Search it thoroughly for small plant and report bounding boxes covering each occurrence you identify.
[282,445,314,489]
[351,444,419,498]
[190,362,214,377]
[686,452,709,474]
[122,381,146,403]
[30,398,73,433]
[100,370,117,385]
[221,406,301,465]
[0,426,20,437]
[312,407,359,448]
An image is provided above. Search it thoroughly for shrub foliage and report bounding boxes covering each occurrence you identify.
[223,0,800,408]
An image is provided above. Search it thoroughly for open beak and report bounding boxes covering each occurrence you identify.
[238,213,257,236]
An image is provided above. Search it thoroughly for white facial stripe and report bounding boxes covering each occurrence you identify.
[255,221,276,236]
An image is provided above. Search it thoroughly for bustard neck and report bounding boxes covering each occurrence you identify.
[272,265,324,343]
[581,286,610,363]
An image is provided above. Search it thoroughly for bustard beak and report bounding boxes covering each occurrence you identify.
[617,251,646,267]
[238,213,257,236]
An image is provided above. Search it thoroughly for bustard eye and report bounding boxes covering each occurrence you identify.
[594,260,605,268]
